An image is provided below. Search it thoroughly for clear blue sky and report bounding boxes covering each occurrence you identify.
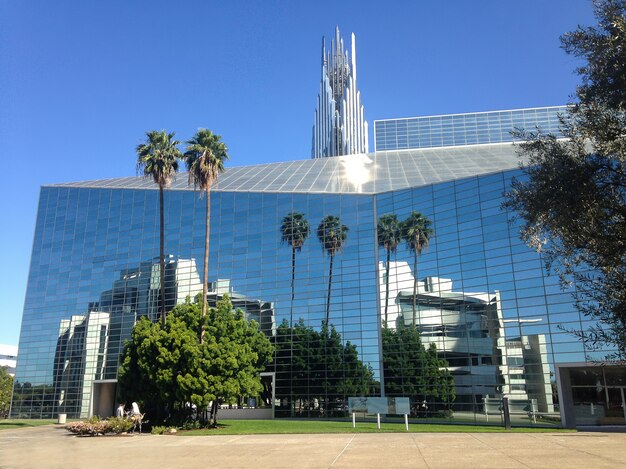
[0,0,595,345]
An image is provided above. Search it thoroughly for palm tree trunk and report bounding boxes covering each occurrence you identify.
[384,249,391,325]
[412,252,417,328]
[159,186,166,326]
[290,247,296,327]
[201,186,211,344]
[290,245,295,417]
[326,254,334,324]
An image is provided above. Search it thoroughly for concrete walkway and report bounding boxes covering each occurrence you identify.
[1,425,625,468]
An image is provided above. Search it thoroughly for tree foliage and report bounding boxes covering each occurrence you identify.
[0,367,13,418]
[273,320,375,417]
[118,295,273,426]
[505,0,626,359]
[382,325,455,415]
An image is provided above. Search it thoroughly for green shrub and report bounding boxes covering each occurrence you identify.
[107,416,134,434]
[151,425,167,435]
[181,419,204,430]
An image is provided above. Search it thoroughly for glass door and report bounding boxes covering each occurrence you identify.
[605,387,626,425]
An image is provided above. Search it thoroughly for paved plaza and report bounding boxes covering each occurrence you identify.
[1,425,625,468]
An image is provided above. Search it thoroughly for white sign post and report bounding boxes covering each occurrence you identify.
[352,412,356,428]
[377,413,381,429]
[405,414,409,431]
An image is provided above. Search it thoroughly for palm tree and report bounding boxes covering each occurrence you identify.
[317,215,349,323]
[183,129,229,343]
[280,212,310,327]
[280,212,310,417]
[401,211,433,328]
[136,130,181,326]
[377,214,402,325]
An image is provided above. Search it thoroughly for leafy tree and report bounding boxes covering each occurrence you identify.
[400,212,433,328]
[118,295,273,426]
[273,320,375,417]
[280,212,310,327]
[317,215,349,323]
[136,130,181,326]
[382,325,455,415]
[504,0,626,358]
[183,129,229,343]
[0,367,13,418]
[378,214,402,325]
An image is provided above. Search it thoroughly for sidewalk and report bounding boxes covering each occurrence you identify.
[1,425,625,468]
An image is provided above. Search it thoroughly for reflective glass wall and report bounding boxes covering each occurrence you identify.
[12,167,613,424]
[374,106,568,151]
[12,186,380,418]
[375,169,614,426]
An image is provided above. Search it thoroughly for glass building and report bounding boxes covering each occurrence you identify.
[374,106,568,151]
[11,108,623,427]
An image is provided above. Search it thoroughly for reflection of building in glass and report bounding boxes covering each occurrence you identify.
[502,334,554,412]
[50,259,276,418]
[54,312,110,417]
[380,261,504,408]
[206,279,276,337]
[52,257,202,418]
[0,344,18,376]
[380,261,554,412]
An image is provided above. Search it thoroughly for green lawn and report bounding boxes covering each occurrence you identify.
[180,419,573,435]
[0,419,57,431]
[0,418,573,435]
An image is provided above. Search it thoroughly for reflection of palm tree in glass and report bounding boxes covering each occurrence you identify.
[401,211,433,328]
[183,129,229,343]
[378,214,402,325]
[136,130,181,326]
[280,212,310,327]
[317,215,349,323]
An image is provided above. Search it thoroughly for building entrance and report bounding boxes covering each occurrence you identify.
[605,387,626,425]
[557,364,626,428]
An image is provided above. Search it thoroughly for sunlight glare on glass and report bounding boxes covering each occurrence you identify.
[339,153,374,192]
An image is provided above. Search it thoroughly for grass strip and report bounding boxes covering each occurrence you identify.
[180,419,574,435]
[0,420,57,431]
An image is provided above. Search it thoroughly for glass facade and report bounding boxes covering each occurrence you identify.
[12,136,616,426]
[374,106,569,151]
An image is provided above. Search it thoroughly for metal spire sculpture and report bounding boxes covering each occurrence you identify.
[312,27,369,158]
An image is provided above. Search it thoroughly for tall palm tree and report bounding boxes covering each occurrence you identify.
[136,130,181,326]
[401,211,433,328]
[377,214,402,325]
[317,215,349,323]
[183,129,229,343]
[280,212,310,328]
[280,212,310,417]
